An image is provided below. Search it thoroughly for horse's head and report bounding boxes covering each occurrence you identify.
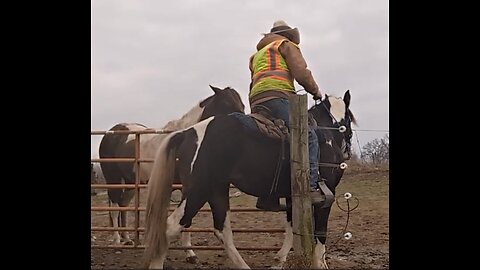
[309,90,357,161]
[199,85,245,119]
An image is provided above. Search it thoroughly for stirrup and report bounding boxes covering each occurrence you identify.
[317,179,334,208]
[256,197,286,212]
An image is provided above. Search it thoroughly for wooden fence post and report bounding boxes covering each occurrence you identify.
[289,94,314,265]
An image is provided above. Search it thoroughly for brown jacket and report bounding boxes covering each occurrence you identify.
[249,33,320,106]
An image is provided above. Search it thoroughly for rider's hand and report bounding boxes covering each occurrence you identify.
[313,91,323,101]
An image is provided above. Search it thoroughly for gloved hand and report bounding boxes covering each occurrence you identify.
[312,91,323,101]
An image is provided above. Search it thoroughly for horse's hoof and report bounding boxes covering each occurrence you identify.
[112,239,121,246]
[186,255,198,264]
[122,239,134,246]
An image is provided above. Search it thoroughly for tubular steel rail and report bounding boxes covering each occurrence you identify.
[91,129,285,251]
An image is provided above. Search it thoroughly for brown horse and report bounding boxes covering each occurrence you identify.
[98,85,244,261]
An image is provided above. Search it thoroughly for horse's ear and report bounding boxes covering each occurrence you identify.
[209,85,220,94]
[343,90,351,108]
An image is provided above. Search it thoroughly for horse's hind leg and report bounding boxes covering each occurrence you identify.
[166,199,189,243]
[178,188,197,263]
[149,199,190,269]
[209,185,250,269]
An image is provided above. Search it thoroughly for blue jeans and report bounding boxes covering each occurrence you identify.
[257,98,320,190]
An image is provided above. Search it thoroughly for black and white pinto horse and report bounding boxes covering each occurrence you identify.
[98,85,245,252]
[144,91,356,269]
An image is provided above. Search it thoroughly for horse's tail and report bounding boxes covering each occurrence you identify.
[143,131,185,267]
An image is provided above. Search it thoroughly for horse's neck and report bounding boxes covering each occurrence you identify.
[136,103,203,181]
[140,103,204,162]
[161,103,203,130]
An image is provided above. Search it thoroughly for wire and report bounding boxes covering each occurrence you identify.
[353,129,389,132]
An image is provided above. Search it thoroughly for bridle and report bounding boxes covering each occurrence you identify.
[311,99,353,168]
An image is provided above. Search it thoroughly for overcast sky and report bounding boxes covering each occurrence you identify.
[91,0,388,157]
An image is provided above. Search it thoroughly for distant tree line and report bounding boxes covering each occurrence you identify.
[352,134,389,164]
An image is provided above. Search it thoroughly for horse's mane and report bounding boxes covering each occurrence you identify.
[348,109,357,126]
[160,102,203,131]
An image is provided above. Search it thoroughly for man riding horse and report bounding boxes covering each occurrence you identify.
[249,20,324,211]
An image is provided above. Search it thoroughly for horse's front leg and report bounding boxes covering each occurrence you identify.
[181,231,198,263]
[119,210,131,243]
[275,198,293,266]
[313,240,328,269]
[109,200,121,245]
[274,220,293,266]
[119,189,135,245]
[177,186,197,263]
[312,205,333,269]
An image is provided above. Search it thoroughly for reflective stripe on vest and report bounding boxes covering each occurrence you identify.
[249,39,297,99]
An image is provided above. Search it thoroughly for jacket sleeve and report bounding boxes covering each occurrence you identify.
[279,41,321,97]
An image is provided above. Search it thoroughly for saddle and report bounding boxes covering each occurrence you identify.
[249,105,289,141]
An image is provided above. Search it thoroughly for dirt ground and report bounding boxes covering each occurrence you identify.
[91,163,389,269]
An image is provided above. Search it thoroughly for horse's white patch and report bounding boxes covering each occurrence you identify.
[313,242,328,269]
[166,200,187,243]
[325,139,332,147]
[181,232,197,259]
[275,221,293,263]
[125,123,148,143]
[328,96,346,124]
[189,117,215,173]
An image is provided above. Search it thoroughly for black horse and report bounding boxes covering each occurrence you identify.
[144,91,356,269]
[98,85,245,251]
